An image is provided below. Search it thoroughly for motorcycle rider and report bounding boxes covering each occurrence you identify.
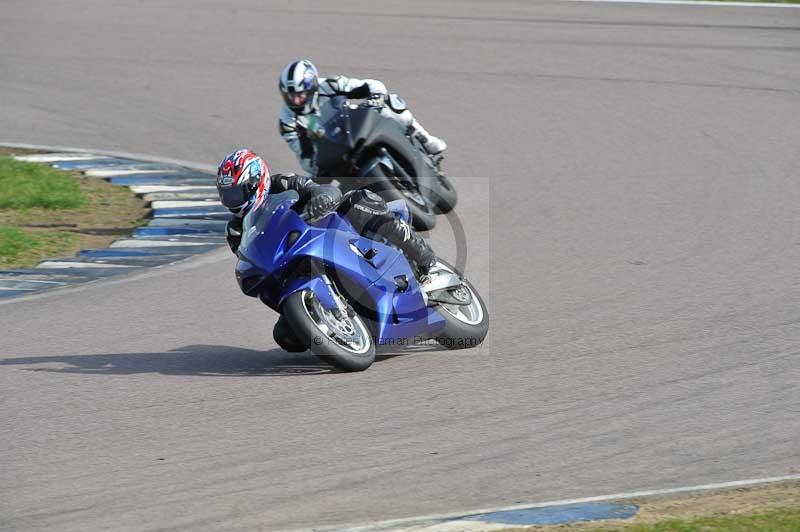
[215,149,437,352]
[278,59,447,174]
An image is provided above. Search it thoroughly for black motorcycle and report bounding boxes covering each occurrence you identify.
[310,95,457,231]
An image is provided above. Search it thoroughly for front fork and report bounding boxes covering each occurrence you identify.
[320,272,350,318]
[279,266,346,316]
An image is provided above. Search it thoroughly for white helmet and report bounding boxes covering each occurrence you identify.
[279,59,319,115]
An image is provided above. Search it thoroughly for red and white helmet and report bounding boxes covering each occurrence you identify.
[216,149,270,214]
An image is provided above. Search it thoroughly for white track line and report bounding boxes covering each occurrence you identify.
[14,153,101,162]
[0,278,66,284]
[153,212,224,219]
[150,200,222,209]
[308,474,800,532]
[109,240,212,248]
[130,185,216,194]
[566,0,800,7]
[1,142,216,173]
[37,261,135,269]
[142,193,220,202]
[85,168,182,178]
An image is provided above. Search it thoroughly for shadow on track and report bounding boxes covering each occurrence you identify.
[0,345,335,377]
[0,344,443,377]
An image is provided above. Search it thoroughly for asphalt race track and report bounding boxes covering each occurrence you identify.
[1,1,799,530]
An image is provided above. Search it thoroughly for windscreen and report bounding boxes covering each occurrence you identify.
[239,191,299,254]
[317,95,347,131]
[314,96,353,172]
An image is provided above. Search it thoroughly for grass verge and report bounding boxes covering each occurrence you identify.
[0,226,80,268]
[499,482,800,531]
[0,157,87,210]
[601,507,800,530]
[0,151,149,269]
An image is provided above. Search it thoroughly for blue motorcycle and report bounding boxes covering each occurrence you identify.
[235,191,489,371]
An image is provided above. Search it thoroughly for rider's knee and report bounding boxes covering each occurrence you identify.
[338,189,389,233]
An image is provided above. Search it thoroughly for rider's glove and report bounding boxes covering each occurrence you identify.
[366,93,386,107]
[306,194,336,219]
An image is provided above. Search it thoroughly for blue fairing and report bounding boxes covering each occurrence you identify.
[235,192,445,343]
[279,277,339,311]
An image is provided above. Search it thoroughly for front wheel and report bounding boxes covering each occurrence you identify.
[430,261,489,349]
[364,165,437,232]
[282,290,376,371]
[433,173,458,214]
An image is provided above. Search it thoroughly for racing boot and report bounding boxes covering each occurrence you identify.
[410,118,447,155]
[388,219,437,279]
[273,314,308,353]
[408,239,437,279]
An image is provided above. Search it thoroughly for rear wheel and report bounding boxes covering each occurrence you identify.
[282,290,376,371]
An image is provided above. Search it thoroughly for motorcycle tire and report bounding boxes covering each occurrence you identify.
[282,290,376,372]
[429,260,489,350]
[364,165,437,232]
[433,173,458,214]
